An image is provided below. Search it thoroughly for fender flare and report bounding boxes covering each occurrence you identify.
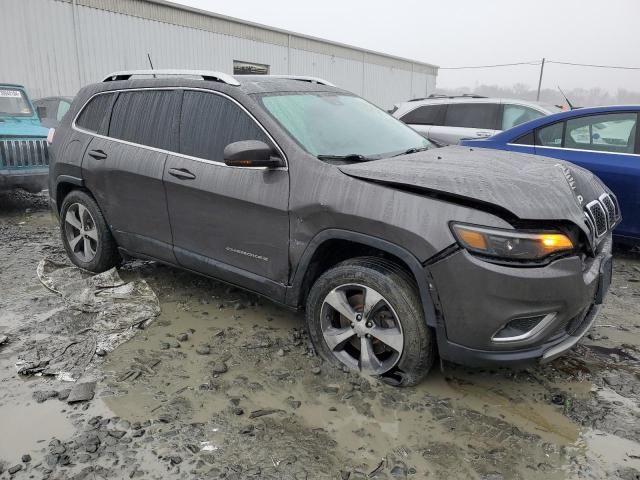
[286,229,437,327]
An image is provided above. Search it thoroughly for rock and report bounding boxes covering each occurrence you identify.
[211,362,228,375]
[57,388,71,401]
[67,381,96,403]
[21,454,31,463]
[33,390,58,403]
[177,333,189,342]
[311,367,321,375]
[196,345,211,355]
[249,409,281,419]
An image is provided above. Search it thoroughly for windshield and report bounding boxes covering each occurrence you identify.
[0,88,33,116]
[261,93,432,159]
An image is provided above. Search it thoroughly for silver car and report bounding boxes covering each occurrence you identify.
[392,95,562,145]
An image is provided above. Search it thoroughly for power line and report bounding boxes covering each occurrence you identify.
[440,60,640,70]
[547,60,640,70]
[440,61,540,70]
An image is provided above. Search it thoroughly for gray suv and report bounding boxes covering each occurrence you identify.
[392,95,561,145]
[48,70,617,386]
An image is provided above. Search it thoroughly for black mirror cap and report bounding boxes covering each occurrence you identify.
[36,105,47,120]
[223,140,284,168]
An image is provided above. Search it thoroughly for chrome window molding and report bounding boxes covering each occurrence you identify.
[506,143,640,157]
[71,87,288,171]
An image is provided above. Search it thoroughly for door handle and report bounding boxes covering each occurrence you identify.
[88,149,107,160]
[168,167,196,180]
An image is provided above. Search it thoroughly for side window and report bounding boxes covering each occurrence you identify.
[502,105,546,130]
[564,113,637,154]
[513,131,534,145]
[400,105,445,125]
[76,93,115,133]
[109,90,180,151]
[57,100,71,121]
[179,91,270,162]
[444,103,499,129]
[535,122,564,147]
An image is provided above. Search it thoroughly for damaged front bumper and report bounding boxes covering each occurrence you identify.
[427,235,612,367]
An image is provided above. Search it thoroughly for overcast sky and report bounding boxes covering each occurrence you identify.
[171,0,639,92]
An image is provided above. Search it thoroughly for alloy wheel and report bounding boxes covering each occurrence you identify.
[64,203,98,262]
[320,283,404,376]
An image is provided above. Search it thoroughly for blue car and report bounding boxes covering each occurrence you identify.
[462,105,639,244]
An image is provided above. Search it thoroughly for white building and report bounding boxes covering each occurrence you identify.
[1,0,438,109]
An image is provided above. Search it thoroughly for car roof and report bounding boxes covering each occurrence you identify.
[490,105,640,142]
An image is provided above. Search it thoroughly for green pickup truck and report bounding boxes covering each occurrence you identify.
[0,84,49,192]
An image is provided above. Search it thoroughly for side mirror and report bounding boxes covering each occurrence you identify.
[36,106,47,120]
[223,140,284,168]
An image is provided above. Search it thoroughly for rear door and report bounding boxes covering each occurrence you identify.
[534,112,639,238]
[430,103,500,145]
[398,104,445,140]
[80,89,180,263]
[164,89,290,292]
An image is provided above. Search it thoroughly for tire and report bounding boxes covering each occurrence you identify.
[306,256,434,387]
[59,190,120,273]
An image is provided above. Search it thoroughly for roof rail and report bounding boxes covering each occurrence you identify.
[102,70,240,86]
[239,75,335,87]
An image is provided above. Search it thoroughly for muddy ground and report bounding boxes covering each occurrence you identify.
[0,190,639,480]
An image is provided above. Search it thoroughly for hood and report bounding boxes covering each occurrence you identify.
[339,146,609,239]
[0,118,48,138]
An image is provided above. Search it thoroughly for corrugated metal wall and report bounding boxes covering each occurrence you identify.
[0,0,438,109]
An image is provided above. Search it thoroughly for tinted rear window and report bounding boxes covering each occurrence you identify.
[179,91,269,162]
[444,103,499,129]
[76,93,115,133]
[400,105,445,125]
[109,90,180,151]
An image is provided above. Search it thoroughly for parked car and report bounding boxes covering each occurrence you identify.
[49,70,616,386]
[33,96,73,128]
[392,94,561,146]
[0,83,49,192]
[462,105,638,245]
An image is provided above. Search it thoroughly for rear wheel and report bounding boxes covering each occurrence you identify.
[306,257,434,386]
[60,190,120,272]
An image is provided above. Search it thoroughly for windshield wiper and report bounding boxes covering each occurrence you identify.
[317,154,372,162]
[391,146,430,157]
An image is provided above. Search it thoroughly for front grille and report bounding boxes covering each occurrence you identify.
[0,139,49,169]
[599,194,618,227]
[586,200,607,237]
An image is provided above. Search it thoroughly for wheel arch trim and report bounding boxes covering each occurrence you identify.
[286,229,437,327]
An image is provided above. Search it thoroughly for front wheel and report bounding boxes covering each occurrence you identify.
[306,257,434,386]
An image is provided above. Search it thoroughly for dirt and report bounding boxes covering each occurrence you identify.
[0,190,639,479]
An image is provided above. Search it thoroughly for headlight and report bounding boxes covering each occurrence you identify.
[451,223,574,261]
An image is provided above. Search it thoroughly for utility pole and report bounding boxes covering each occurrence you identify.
[536,58,546,101]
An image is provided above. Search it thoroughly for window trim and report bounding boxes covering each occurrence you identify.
[72,87,288,170]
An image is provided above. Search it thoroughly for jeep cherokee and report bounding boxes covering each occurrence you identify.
[48,70,618,386]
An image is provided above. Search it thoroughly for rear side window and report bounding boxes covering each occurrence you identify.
[444,103,499,129]
[179,91,270,162]
[400,105,445,125]
[109,90,180,151]
[76,93,115,133]
[564,112,637,154]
